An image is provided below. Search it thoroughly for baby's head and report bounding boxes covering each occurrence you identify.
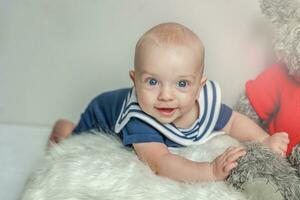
[130,22,206,127]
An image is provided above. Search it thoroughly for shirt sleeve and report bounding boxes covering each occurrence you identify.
[72,88,130,134]
[214,104,233,130]
[72,95,111,134]
[121,117,165,146]
[245,65,281,121]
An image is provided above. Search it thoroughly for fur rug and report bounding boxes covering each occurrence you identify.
[21,133,248,200]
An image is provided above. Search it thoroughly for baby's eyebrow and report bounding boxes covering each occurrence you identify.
[177,75,196,80]
[139,70,196,80]
[139,71,158,77]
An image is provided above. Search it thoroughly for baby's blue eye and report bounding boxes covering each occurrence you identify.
[177,80,188,88]
[148,78,158,86]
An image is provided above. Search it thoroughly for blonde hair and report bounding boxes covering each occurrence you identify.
[134,22,205,70]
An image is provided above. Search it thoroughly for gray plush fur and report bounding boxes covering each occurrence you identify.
[260,0,300,25]
[227,143,300,200]
[230,0,300,199]
[234,92,262,125]
[234,93,269,132]
[260,0,300,75]
[289,144,300,176]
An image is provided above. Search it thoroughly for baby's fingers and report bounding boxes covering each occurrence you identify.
[281,136,290,144]
[278,146,287,157]
[279,142,288,151]
[226,149,247,163]
[224,146,245,154]
[277,132,289,142]
[225,146,246,158]
[223,162,238,173]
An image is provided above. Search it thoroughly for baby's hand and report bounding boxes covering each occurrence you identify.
[262,132,289,157]
[210,146,246,181]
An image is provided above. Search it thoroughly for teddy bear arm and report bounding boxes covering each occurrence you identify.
[227,142,300,200]
[288,144,300,176]
[234,92,264,125]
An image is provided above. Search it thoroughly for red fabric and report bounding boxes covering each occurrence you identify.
[246,64,300,155]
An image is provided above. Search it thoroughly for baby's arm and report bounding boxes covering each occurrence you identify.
[49,119,75,144]
[133,142,245,182]
[222,111,289,156]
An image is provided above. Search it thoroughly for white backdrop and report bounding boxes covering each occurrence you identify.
[0,0,274,127]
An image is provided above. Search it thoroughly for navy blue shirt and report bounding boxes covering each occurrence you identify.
[73,83,232,147]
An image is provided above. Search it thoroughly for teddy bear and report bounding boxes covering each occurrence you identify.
[236,0,300,159]
[227,0,300,199]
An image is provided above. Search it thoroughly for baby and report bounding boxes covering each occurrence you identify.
[50,22,289,182]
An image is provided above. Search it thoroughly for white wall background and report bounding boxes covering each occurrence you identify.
[0,0,274,127]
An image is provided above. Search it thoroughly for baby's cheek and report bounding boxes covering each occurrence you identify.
[179,98,196,111]
[138,94,154,109]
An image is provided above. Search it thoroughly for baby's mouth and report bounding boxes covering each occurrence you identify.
[156,107,176,116]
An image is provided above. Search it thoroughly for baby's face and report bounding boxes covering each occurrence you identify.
[130,44,206,128]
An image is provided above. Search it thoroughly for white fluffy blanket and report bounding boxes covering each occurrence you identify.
[21,133,248,200]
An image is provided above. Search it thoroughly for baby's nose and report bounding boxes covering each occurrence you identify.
[158,87,174,101]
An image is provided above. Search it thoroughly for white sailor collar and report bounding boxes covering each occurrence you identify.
[114,80,223,145]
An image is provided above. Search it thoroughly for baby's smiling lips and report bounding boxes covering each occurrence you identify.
[156,107,176,116]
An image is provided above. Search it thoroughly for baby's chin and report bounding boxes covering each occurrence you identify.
[144,110,176,124]
[155,117,174,124]
[149,113,173,124]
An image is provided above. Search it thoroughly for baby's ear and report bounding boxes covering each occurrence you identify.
[200,75,207,86]
[129,70,135,82]
[196,76,207,99]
